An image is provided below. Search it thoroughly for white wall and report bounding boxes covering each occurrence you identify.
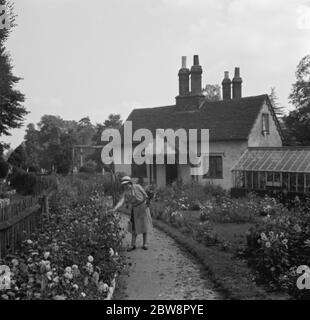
[248,103,283,147]
[197,141,247,190]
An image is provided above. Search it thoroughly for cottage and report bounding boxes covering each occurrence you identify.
[115,55,284,190]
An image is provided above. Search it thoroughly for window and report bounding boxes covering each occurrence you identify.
[262,113,270,135]
[131,163,147,178]
[203,156,223,179]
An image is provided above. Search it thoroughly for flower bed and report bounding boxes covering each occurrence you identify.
[245,201,310,299]
[151,183,297,298]
[0,175,124,300]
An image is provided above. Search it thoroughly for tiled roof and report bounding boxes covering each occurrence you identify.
[123,94,280,141]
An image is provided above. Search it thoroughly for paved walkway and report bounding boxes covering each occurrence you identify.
[114,215,221,300]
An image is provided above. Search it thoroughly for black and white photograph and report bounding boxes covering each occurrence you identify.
[1,0,310,308]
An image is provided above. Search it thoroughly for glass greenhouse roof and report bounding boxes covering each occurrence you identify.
[232,148,310,173]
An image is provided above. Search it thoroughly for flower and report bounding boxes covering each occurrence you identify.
[26,239,33,245]
[64,266,73,280]
[46,271,53,280]
[72,284,79,290]
[11,259,19,267]
[44,252,50,260]
[65,267,72,273]
[86,262,94,274]
[98,282,109,293]
[265,242,271,248]
[0,265,11,290]
[294,224,302,233]
[109,248,114,257]
[88,255,94,263]
[261,233,267,241]
[304,239,310,248]
[81,292,86,298]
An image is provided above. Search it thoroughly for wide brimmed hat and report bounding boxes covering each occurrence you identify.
[120,176,132,185]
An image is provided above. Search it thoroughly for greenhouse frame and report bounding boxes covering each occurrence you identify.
[232,147,310,194]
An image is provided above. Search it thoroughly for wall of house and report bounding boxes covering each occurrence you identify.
[179,164,191,184]
[115,141,247,190]
[248,102,283,147]
[197,140,248,190]
[156,164,166,188]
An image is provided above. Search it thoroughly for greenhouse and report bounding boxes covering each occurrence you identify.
[232,147,310,194]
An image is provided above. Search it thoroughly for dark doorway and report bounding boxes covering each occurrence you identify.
[165,163,178,185]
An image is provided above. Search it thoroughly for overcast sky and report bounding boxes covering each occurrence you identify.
[3,0,310,148]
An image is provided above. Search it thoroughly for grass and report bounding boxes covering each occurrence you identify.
[177,209,253,252]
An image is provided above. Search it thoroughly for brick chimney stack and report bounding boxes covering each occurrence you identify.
[178,56,190,96]
[232,67,242,99]
[190,55,202,95]
[222,71,231,100]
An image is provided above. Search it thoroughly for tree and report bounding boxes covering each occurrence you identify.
[8,143,27,169]
[203,84,221,101]
[0,1,27,152]
[269,87,285,117]
[24,123,41,170]
[0,157,9,179]
[77,116,95,145]
[284,55,310,145]
[88,114,123,171]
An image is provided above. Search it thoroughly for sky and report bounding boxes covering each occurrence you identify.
[2,0,310,148]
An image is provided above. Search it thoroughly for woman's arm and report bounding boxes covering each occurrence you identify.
[112,194,125,212]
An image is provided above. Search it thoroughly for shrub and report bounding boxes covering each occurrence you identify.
[9,168,38,195]
[203,183,227,198]
[244,202,310,298]
[79,160,97,174]
[0,158,9,179]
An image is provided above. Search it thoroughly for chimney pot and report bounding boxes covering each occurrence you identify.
[232,67,242,99]
[178,56,190,96]
[234,67,240,78]
[193,55,199,66]
[182,56,187,68]
[190,55,202,95]
[222,71,231,100]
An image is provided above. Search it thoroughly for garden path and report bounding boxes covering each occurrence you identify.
[114,215,221,300]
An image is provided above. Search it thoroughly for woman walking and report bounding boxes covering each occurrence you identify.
[111,176,153,251]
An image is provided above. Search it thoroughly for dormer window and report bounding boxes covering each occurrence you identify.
[262,113,270,135]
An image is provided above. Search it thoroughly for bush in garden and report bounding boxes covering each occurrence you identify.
[203,183,227,198]
[0,158,9,179]
[9,168,39,195]
[244,202,310,298]
[79,160,97,174]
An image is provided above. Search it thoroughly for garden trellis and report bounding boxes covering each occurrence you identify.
[232,147,310,194]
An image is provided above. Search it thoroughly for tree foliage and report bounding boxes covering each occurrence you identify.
[0,1,27,153]
[284,55,310,145]
[88,114,123,171]
[22,114,122,174]
[203,84,221,101]
[269,87,285,117]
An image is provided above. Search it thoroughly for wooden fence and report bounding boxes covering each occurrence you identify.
[0,189,55,259]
